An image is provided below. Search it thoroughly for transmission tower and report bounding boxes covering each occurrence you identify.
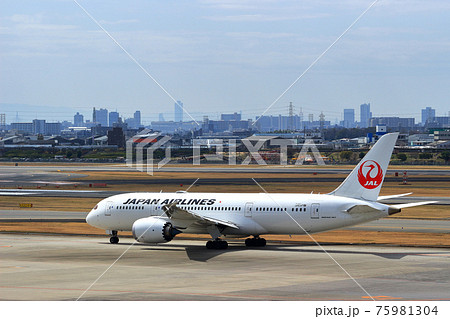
[319,111,325,137]
[288,102,294,131]
[0,114,5,130]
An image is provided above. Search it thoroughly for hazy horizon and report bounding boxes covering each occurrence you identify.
[1,0,450,125]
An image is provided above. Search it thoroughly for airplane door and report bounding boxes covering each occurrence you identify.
[105,201,114,216]
[244,202,253,217]
[310,203,320,219]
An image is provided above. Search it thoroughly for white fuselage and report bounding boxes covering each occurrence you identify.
[86,192,390,237]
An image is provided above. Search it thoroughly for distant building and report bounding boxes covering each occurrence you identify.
[32,119,46,134]
[426,116,450,129]
[369,117,415,131]
[376,125,387,135]
[44,122,62,136]
[11,120,61,136]
[203,119,252,133]
[11,122,33,133]
[221,112,241,121]
[421,107,435,125]
[0,114,6,130]
[255,115,330,132]
[255,115,294,132]
[74,112,84,127]
[124,116,139,129]
[343,109,355,128]
[150,120,197,133]
[174,101,183,122]
[61,121,73,130]
[434,130,450,141]
[158,113,165,121]
[109,112,119,127]
[134,110,141,128]
[107,127,125,148]
[360,103,372,128]
[93,108,108,126]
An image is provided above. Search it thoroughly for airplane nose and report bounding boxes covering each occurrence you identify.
[86,204,100,227]
[86,210,100,227]
[86,212,94,225]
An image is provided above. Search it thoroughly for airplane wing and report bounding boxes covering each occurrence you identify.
[377,192,413,201]
[163,203,239,230]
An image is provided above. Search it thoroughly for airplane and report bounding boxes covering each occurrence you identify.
[85,132,436,249]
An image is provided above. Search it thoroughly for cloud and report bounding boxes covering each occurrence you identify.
[204,13,329,22]
[8,13,44,24]
[98,19,140,26]
[199,0,279,10]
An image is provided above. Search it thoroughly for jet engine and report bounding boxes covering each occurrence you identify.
[132,217,181,243]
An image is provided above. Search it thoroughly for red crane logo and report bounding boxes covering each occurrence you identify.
[358,160,383,189]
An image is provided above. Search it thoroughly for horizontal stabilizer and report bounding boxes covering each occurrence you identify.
[378,192,413,201]
[391,201,438,210]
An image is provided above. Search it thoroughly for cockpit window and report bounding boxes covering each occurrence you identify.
[93,205,98,210]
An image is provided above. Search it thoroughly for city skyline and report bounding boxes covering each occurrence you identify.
[1,1,450,123]
[1,102,448,127]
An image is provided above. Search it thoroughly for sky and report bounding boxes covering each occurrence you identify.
[1,0,450,125]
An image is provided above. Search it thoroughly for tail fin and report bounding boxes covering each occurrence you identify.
[330,132,398,201]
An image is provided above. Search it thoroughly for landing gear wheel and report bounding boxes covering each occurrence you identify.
[206,239,228,250]
[109,236,119,244]
[245,236,266,247]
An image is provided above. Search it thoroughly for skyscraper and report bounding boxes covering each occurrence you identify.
[0,114,5,130]
[74,112,84,127]
[134,110,141,127]
[421,107,435,125]
[343,109,355,128]
[174,101,183,122]
[93,108,108,126]
[360,103,372,128]
[109,111,119,127]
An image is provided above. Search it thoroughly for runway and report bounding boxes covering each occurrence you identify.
[2,164,450,175]
[1,164,450,189]
[0,209,88,222]
[0,233,449,301]
[345,219,450,233]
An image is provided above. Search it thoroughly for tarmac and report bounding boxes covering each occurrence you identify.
[1,163,449,301]
[0,233,449,301]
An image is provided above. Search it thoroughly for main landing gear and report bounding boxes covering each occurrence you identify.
[245,236,266,247]
[206,239,228,250]
[109,230,119,244]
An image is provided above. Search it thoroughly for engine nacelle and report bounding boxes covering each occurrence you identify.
[132,217,181,243]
